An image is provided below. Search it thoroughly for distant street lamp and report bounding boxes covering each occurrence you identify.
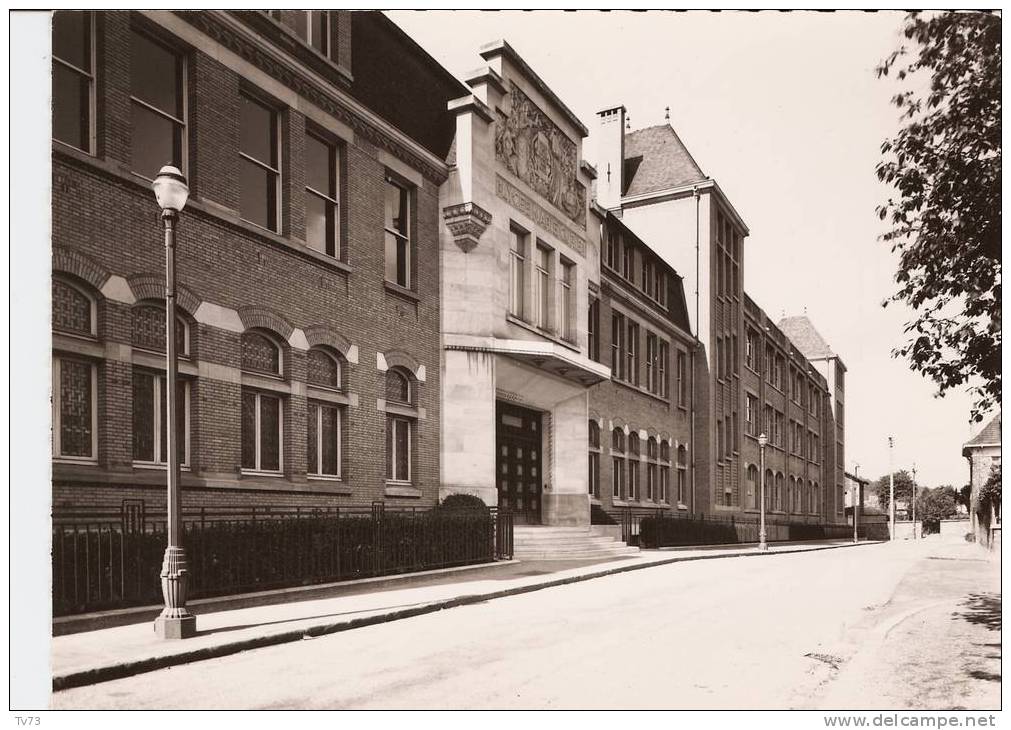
[152,165,196,640]
[888,436,895,542]
[912,463,918,540]
[758,432,768,551]
[853,463,860,544]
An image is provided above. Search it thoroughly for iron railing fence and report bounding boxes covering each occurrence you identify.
[52,501,514,616]
[594,507,863,548]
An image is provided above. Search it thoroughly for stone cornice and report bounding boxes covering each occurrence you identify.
[175,11,449,184]
[443,202,492,253]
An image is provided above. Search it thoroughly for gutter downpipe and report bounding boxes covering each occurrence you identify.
[691,184,700,514]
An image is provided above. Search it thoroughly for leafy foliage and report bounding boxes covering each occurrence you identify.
[959,483,973,511]
[876,12,1001,422]
[916,485,959,521]
[978,463,1002,517]
[872,469,916,512]
[436,493,489,512]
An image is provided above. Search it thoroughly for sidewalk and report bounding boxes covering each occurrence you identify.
[52,538,877,691]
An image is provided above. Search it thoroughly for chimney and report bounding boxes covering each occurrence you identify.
[595,104,625,210]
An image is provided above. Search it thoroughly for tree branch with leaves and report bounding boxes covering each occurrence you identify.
[877,11,1001,422]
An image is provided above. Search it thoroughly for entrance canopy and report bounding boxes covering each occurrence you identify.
[445,333,610,388]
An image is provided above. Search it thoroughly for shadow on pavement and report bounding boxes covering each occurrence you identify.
[953,592,1002,632]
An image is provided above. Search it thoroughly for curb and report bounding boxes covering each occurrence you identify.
[52,539,881,692]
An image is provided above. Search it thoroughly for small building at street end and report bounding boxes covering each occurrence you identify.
[51,11,465,513]
[962,412,1001,547]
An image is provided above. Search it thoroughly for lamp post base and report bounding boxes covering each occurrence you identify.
[154,611,197,639]
[758,542,769,552]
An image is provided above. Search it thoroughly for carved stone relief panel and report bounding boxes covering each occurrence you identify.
[495,81,586,228]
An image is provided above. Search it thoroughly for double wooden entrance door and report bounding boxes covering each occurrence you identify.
[496,402,542,525]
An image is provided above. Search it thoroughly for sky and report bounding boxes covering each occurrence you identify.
[389,9,985,488]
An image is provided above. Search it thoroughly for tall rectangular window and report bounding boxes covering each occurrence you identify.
[622,244,634,282]
[384,177,412,288]
[534,244,551,330]
[677,350,687,406]
[655,269,666,306]
[559,259,574,341]
[307,402,342,478]
[131,29,186,180]
[52,355,96,461]
[605,231,618,270]
[611,313,625,380]
[626,322,639,385]
[305,132,340,258]
[132,370,188,466]
[52,11,94,152]
[746,393,758,435]
[645,333,656,393]
[386,415,411,482]
[717,336,725,380]
[658,340,669,398]
[241,389,282,473]
[240,94,279,231]
[293,10,331,57]
[642,260,654,298]
[587,298,599,361]
[509,227,526,319]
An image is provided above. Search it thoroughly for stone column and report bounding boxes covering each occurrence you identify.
[543,390,590,526]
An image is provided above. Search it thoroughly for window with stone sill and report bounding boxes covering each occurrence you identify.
[588,419,601,498]
[53,278,97,338]
[131,303,189,356]
[305,131,342,259]
[509,225,527,320]
[239,93,280,233]
[646,437,658,501]
[241,330,283,377]
[130,28,187,181]
[627,433,640,501]
[308,348,342,390]
[746,464,759,510]
[241,388,282,473]
[52,354,97,462]
[384,176,412,289]
[132,369,189,467]
[611,427,625,500]
[308,401,342,479]
[385,367,412,406]
[293,10,332,58]
[676,445,687,505]
[52,11,94,153]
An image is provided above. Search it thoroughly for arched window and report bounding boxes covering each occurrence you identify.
[384,368,415,483]
[764,469,774,510]
[52,278,98,461]
[611,428,625,500]
[132,302,189,356]
[241,330,284,474]
[53,278,97,337]
[746,464,758,510]
[811,481,819,514]
[627,433,641,501]
[307,348,342,390]
[386,367,412,405]
[307,348,345,479]
[676,445,688,505]
[588,420,601,498]
[242,330,282,376]
[775,472,784,511]
[646,437,658,501]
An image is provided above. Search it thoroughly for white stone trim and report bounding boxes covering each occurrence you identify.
[99,275,135,304]
[288,328,309,351]
[346,344,359,365]
[376,352,388,372]
[378,148,424,188]
[194,302,244,333]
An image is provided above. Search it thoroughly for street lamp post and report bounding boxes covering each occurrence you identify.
[152,165,196,640]
[888,436,895,542]
[853,463,860,544]
[758,433,768,551]
[911,463,918,540]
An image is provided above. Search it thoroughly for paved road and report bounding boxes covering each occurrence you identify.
[53,538,1000,710]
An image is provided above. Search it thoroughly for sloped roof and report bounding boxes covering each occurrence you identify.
[777,316,835,360]
[965,413,1001,447]
[623,124,707,197]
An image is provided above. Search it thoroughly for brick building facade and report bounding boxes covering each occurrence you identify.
[593,104,847,525]
[587,211,696,515]
[51,11,464,513]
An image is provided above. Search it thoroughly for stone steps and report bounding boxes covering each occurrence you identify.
[512,526,639,560]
